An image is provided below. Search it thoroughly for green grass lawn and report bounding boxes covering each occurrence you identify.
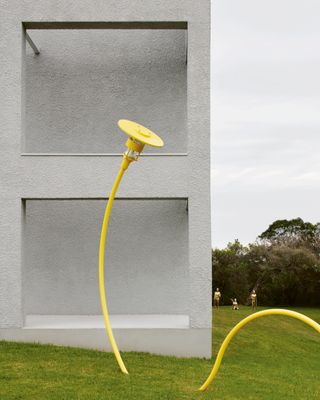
[0,307,319,399]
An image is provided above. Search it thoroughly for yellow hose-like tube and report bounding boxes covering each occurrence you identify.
[199,309,320,391]
[99,156,131,374]
[99,146,320,388]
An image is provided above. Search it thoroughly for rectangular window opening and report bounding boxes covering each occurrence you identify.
[22,22,188,154]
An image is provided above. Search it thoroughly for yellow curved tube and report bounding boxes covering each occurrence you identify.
[99,123,319,388]
[99,156,131,374]
[199,309,320,391]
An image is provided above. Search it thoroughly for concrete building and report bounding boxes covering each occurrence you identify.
[0,0,211,357]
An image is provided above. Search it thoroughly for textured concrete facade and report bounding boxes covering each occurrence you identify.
[24,200,189,316]
[0,0,211,357]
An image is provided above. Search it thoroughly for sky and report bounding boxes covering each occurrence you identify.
[211,0,320,248]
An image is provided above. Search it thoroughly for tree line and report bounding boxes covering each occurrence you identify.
[212,218,320,306]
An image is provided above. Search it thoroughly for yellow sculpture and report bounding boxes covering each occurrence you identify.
[199,309,320,391]
[98,120,164,374]
[99,121,320,391]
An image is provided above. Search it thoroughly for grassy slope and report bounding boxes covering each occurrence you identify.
[0,307,319,399]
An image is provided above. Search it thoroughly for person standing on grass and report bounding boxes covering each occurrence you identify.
[231,298,239,310]
[251,290,257,311]
[213,288,222,309]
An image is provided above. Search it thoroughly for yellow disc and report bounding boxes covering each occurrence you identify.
[118,119,164,148]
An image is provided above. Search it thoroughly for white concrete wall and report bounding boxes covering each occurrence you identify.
[0,0,211,357]
[24,199,189,315]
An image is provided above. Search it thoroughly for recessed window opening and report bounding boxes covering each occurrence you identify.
[22,22,188,154]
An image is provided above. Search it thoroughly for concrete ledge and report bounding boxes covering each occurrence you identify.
[0,326,211,358]
[24,314,190,329]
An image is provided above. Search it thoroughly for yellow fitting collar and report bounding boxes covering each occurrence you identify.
[125,137,144,153]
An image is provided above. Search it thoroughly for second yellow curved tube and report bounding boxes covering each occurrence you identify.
[99,156,131,374]
[199,308,320,391]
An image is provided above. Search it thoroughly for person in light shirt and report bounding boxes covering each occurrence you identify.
[231,298,239,310]
[213,288,222,309]
[251,290,257,311]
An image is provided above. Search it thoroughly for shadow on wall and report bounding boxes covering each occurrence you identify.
[23,29,187,153]
[24,199,189,316]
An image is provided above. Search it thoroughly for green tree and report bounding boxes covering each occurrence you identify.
[259,218,319,252]
[257,244,320,306]
[212,218,320,306]
[212,240,252,305]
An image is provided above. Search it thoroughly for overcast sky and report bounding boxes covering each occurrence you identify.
[211,0,320,248]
